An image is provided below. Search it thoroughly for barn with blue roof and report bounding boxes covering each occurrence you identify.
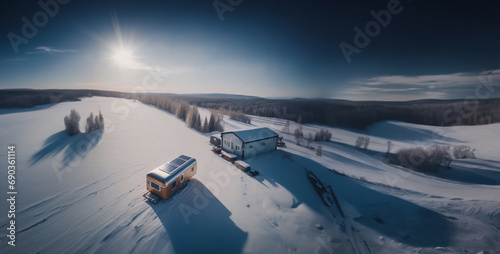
[221,127,278,159]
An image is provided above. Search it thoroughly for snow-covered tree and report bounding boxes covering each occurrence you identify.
[206,111,224,132]
[176,101,190,121]
[355,136,363,148]
[202,117,209,133]
[208,114,215,132]
[186,106,203,131]
[214,112,224,132]
[98,110,105,130]
[64,109,81,136]
[85,112,95,133]
[196,114,202,131]
[85,110,105,133]
[316,145,323,156]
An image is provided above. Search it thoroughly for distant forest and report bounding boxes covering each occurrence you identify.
[0,89,131,108]
[1,89,500,129]
[163,94,500,129]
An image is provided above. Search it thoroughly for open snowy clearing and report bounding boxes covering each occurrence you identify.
[0,97,499,253]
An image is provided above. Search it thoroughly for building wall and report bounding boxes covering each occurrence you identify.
[243,136,277,159]
[221,133,243,156]
[210,136,221,146]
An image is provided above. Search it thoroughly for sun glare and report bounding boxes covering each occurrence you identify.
[112,48,134,67]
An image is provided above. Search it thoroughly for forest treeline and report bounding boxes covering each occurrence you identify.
[1,89,500,129]
[164,95,500,129]
[0,89,131,108]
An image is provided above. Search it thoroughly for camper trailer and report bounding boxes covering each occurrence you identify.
[145,155,197,201]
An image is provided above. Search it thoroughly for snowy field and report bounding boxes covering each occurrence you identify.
[0,96,499,253]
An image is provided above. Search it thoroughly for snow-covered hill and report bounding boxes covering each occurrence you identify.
[0,97,499,253]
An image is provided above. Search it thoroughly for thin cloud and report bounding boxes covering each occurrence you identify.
[340,69,500,101]
[353,70,500,88]
[26,46,78,54]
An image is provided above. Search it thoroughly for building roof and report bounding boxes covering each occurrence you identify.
[147,155,196,184]
[222,127,278,143]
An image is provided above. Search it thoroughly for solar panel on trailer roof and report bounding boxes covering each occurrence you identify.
[160,163,178,173]
[158,155,193,174]
[179,155,191,160]
[170,158,187,167]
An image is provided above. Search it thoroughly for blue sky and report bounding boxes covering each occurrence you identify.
[1,0,500,100]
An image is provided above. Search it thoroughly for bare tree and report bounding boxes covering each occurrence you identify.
[283,120,290,134]
[314,129,332,141]
[363,137,370,150]
[355,136,370,150]
[307,133,313,147]
[386,141,393,157]
[390,145,452,172]
[453,145,476,159]
[294,127,303,145]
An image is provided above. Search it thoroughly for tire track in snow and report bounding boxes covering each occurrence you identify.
[303,166,371,254]
[4,162,164,241]
[36,184,146,253]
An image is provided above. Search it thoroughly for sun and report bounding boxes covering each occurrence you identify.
[112,48,134,67]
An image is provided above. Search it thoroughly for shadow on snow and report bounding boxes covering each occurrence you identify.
[0,103,56,115]
[30,130,102,169]
[427,159,500,185]
[249,150,454,248]
[366,121,463,143]
[148,179,248,254]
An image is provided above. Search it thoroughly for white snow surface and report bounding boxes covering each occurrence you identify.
[0,97,498,254]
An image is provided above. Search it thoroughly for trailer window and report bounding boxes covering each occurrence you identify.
[261,141,266,147]
[181,174,184,183]
[171,180,177,190]
[191,167,194,172]
[150,181,161,191]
